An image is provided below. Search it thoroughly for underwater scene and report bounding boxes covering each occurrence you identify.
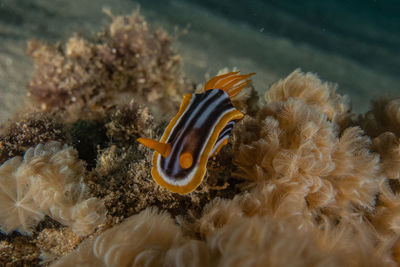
[0,0,399,266]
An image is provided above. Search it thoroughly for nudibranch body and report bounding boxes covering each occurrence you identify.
[138,71,255,194]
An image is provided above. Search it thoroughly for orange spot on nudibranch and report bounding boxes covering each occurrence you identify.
[137,137,171,158]
[179,152,193,169]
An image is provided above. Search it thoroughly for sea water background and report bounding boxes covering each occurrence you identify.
[0,0,399,122]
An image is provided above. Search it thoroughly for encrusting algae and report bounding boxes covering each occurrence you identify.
[27,11,189,122]
[1,11,400,267]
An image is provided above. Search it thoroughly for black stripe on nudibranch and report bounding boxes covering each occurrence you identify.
[165,89,220,145]
[210,120,237,156]
[159,89,234,180]
[216,120,235,143]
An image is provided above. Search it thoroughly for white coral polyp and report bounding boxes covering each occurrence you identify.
[0,141,106,236]
[70,198,107,236]
[0,157,44,234]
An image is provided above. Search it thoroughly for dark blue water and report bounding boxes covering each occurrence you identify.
[136,0,400,112]
[190,0,400,77]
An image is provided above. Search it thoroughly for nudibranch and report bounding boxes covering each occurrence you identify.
[137,71,255,194]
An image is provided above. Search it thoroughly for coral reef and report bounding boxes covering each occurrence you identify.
[49,69,398,267]
[1,10,400,267]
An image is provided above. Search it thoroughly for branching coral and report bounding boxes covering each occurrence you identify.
[0,142,106,236]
